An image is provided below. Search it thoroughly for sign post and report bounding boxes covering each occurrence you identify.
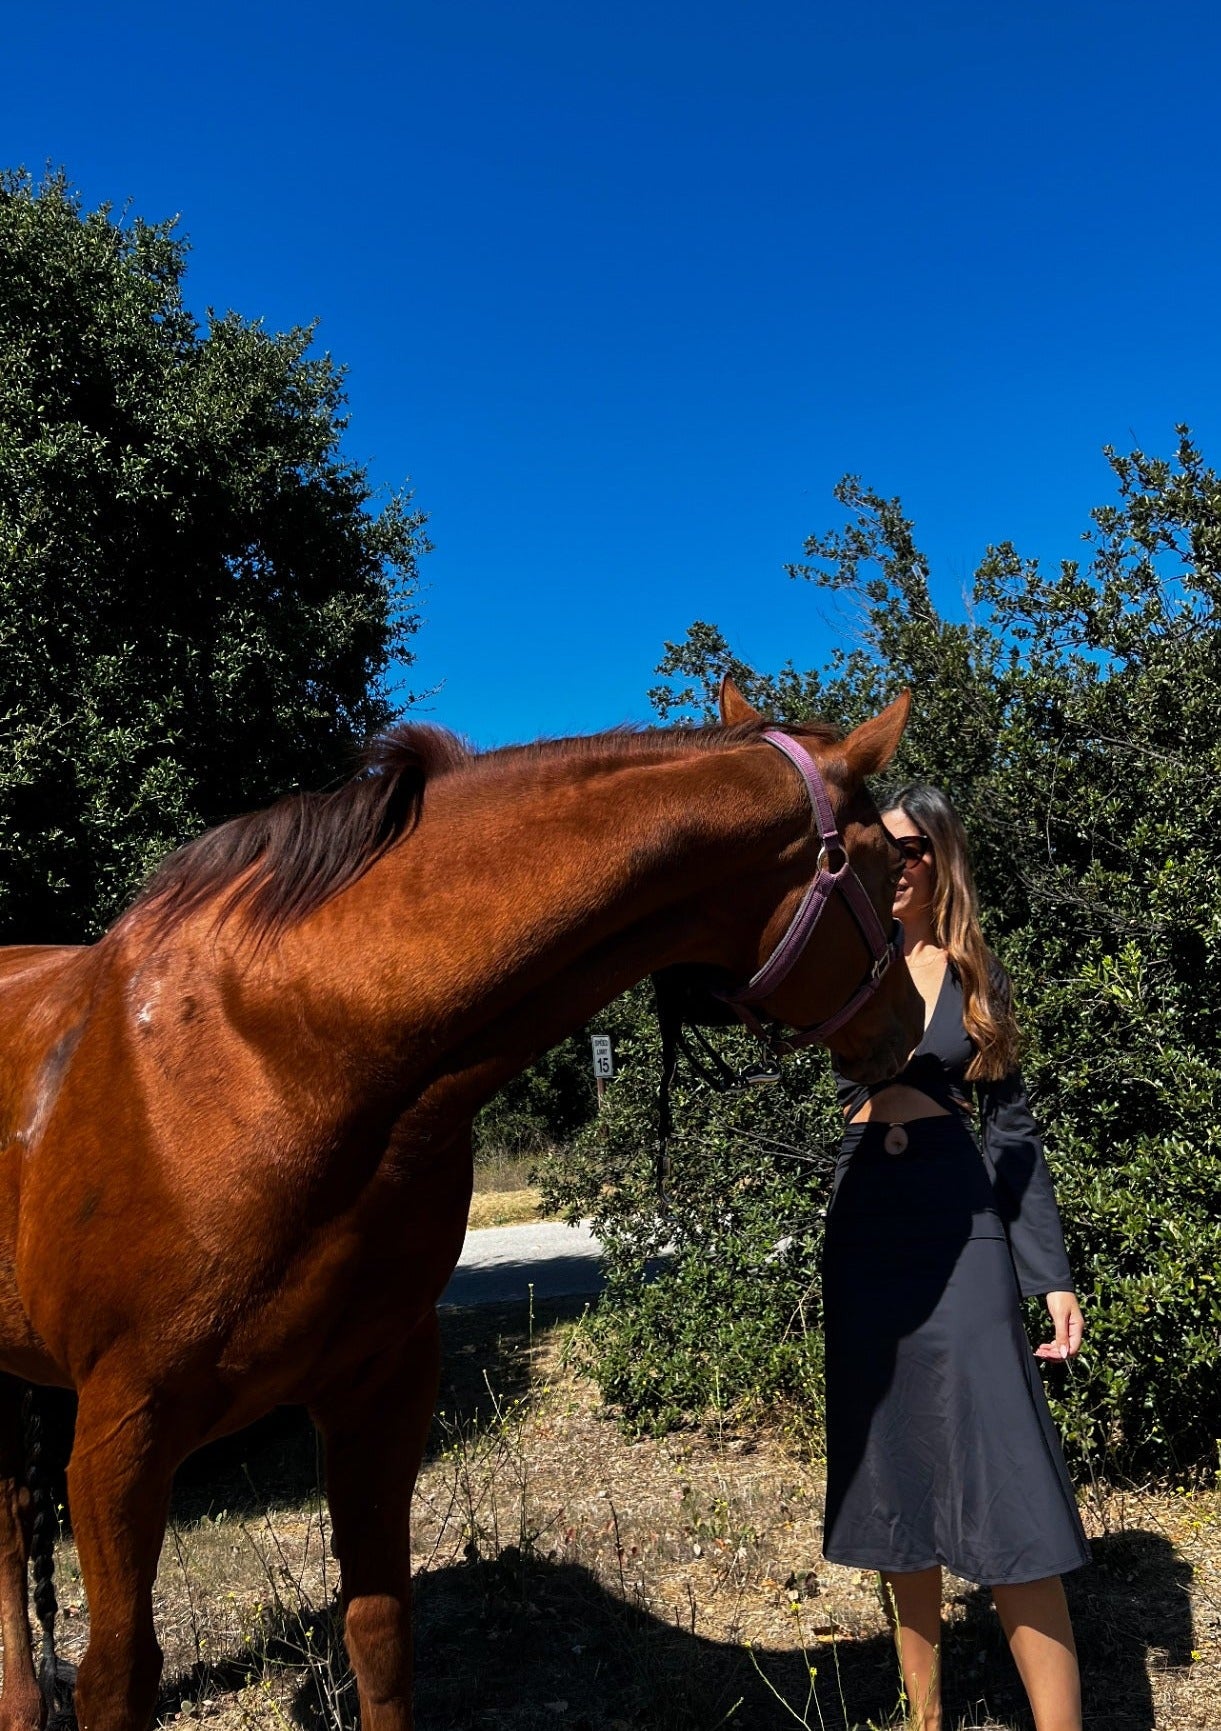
[590,1034,614,1109]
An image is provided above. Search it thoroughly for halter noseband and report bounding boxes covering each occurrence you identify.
[715,728,904,1051]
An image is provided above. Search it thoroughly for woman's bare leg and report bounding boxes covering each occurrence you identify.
[991,1575,1081,1731]
[881,1566,943,1730]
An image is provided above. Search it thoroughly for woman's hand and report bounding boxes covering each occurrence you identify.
[1035,1290,1084,1360]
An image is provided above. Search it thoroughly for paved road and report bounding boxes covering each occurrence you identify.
[440,1219,606,1308]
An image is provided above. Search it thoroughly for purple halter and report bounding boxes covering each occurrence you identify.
[716,729,904,1049]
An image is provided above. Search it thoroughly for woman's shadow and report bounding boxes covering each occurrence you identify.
[933,1528,1194,1731]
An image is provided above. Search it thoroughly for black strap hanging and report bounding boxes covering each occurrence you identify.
[652,969,783,1200]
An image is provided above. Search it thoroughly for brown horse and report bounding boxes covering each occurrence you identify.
[0,680,918,1731]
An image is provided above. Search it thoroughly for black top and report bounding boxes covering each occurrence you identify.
[834,963,1074,1299]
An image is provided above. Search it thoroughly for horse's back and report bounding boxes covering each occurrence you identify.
[0,943,97,1053]
[0,943,86,976]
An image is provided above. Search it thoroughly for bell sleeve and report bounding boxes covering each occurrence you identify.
[977,1067,1075,1299]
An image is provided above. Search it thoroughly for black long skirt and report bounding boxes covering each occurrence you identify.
[821,1116,1090,1586]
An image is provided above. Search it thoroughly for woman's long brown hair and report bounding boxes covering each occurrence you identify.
[890,783,1019,1082]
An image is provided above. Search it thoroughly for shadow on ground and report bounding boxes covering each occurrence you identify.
[934,1528,1193,1731]
[32,1302,1199,1730]
[151,1528,1196,1731]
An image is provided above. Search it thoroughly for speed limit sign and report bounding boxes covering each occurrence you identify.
[590,1035,614,1079]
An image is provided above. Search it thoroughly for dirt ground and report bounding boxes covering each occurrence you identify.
[39,1298,1221,1731]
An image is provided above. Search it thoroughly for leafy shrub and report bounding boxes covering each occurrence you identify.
[0,171,426,941]
[474,1033,598,1160]
[540,988,837,1436]
[543,433,1221,1483]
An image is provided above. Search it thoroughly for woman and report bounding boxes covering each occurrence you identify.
[823,783,1088,1731]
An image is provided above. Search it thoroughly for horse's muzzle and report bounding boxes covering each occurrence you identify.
[834,1034,913,1088]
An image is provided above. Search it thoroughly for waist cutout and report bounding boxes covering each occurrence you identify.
[829,1115,1006,1247]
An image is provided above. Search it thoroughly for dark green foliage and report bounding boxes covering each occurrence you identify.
[473,1032,599,1158]
[0,169,428,941]
[540,986,839,1436]
[552,434,1221,1480]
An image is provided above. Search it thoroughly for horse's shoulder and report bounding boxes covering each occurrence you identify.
[0,948,102,1156]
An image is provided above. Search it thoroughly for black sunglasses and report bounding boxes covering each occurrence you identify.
[887,831,933,866]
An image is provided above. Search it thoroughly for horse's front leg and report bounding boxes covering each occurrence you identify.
[67,1370,179,1731]
[311,1314,441,1731]
[0,1377,41,1731]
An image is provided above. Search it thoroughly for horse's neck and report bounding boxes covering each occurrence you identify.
[289,742,805,1091]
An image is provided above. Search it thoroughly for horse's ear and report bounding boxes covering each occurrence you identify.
[718,675,760,725]
[838,691,911,782]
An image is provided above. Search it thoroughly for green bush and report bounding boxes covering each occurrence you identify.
[542,433,1221,1483]
[1011,944,1221,1478]
[474,1032,598,1159]
[0,170,427,941]
[540,989,837,1435]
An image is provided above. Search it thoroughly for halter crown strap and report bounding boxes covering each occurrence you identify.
[716,728,903,1044]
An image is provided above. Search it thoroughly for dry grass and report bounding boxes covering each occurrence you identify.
[472,1152,539,1195]
[467,1187,547,1230]
[468,1144,558,1228]
[40,1301,1221,1731]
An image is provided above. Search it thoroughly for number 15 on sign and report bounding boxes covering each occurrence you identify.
[591,1035,614,1106]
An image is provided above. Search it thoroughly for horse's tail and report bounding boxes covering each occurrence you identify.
[22,1387,64,1709]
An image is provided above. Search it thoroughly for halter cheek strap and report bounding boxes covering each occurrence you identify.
[715,729,904,1049]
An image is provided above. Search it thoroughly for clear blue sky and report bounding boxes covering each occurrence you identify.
[6,2,1220,745]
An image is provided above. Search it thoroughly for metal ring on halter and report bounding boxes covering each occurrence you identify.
[816,844,848,875]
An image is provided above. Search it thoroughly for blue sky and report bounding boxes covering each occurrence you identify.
[6,2,1220,745]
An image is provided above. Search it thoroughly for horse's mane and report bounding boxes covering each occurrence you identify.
[478,714,840,771]
[126,715,841,944]
[128,725,472,944]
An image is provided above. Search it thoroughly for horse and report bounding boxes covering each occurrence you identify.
[0,678,919,1731]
